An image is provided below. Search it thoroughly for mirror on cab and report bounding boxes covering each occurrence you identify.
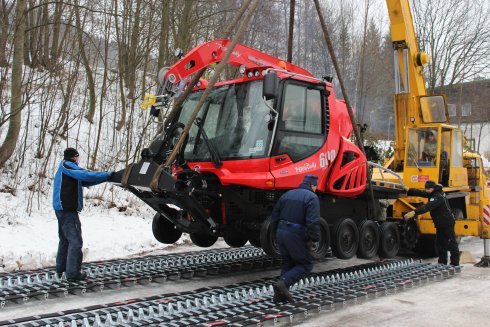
[263,72,279,100]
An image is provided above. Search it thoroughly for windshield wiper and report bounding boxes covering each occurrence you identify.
[194,117,222,167]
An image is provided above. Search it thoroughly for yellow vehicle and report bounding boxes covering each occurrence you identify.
[376,0,490,265]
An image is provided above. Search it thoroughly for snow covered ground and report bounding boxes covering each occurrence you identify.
[0,188,167,273]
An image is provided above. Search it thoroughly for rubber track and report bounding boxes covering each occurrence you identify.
[0,260,460,326]
[0,247,282,309]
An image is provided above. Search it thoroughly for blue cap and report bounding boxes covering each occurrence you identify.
[425,180,437,189]
[303,174,318,186]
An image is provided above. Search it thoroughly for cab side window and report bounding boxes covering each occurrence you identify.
[282,85,322,134]
[275,83,325,162]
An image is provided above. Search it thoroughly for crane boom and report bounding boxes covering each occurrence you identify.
[386,0,430,167]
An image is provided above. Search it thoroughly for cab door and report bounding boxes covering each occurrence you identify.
[270,81,327,189]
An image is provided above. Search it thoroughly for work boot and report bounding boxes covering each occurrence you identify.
[273,291,288,303]
[273,280,294,303]
[67,271,87,282]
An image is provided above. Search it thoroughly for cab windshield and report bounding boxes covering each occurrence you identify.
[178,80,273,161]
[406,128,438,167]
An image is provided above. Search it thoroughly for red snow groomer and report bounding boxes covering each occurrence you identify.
[112,39,403,259]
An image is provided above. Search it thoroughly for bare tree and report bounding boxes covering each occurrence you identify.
[49,1,64,64]
[412,0,490,92]
[0,1,14,67]
[74,1,97,123]
[0,0,26,168]
[157,0,170,69]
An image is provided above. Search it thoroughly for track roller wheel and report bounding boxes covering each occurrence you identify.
[379,222,400,258]
[331,218,359,259]
[401,218,419,249]
[260,216,280,257]
[310,219,331,259]
[190,233,218,247]
[223,234,248,247]
[152,213,182,244]
[357,220,380,259]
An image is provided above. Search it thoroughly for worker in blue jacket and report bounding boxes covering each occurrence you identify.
[52,147,112,281]
[271,174,321,302]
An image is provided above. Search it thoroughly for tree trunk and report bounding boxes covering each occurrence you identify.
[90,20,111,170]
[126,0,141,100]
[176,0,195,52]
[0,0,13,67]
[157,0,170,69]
[41,1,49,67]
[114,0,127,131]
[74,2,96,123]
[50,0,63,63]
[0,0,26,168]
[26,0,40,68]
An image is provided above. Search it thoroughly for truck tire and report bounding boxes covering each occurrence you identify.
[224,234,248,247]
[357,220,380,259]
[310,219,331,260]
[190,233,218,247]
[379,222,400,258]
[331,218,359,259]
[261,216,331,258]
[152,213,182,244]
[260,216,280,257]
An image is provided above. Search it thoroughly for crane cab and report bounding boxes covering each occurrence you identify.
[404,125,466,189]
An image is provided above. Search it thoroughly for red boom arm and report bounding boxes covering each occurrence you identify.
[163,39,314,85]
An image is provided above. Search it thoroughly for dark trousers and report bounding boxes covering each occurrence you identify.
[436,224,459,265]
[55,210,83,278]
[276,224,313,286]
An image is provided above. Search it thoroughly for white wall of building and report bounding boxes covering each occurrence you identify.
[460,122,490,167]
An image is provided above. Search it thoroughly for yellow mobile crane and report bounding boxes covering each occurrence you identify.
[379,0,490,265]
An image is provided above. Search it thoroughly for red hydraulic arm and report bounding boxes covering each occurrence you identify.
[162,39,313,85]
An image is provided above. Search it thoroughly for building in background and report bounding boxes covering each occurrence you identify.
[437,79,490,168]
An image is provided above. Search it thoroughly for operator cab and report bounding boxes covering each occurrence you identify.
[169,77,328,164]
[404,95,466,188]
[405,125,464,188]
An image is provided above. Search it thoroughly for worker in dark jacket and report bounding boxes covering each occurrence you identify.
[271,174,321,302]
[52,147,112,281]
[404,180,459,266]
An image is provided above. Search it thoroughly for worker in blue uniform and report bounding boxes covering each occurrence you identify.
[271,174,321,302]
[52,147,112,281]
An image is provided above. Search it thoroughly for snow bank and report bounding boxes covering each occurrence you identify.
[0,189,171,272]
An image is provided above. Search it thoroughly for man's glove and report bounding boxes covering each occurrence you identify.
[307,240,318,252]
[404,211,415,220]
